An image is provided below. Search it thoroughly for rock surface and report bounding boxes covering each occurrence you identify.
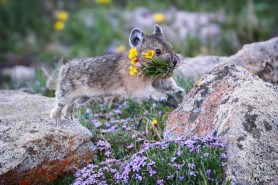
[0,91,95,185]
[165,65,278,184]
[175,37,278,83]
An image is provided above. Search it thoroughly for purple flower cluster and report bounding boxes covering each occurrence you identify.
[77,99,136,133]
[74,136,227,184]
[96,140,111,157]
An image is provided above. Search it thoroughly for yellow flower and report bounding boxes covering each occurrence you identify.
[129,48,137,59]
[129,66,138,75]
[144,50,155,59]
[95,0,111,4]
[54,21,65,31]
[55,11,69,21]
[153,13,165,24]
[151,119,158,126]
[116,45,126,52]
[130,57,138,64]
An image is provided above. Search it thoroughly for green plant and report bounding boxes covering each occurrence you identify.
[26,69,55,97]
[140,57,174,77]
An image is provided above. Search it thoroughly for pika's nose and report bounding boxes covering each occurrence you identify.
[173,58,177,66]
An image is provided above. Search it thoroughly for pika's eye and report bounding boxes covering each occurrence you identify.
[155,49,161,55]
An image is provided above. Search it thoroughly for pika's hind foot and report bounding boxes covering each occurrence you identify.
[49,103,64,125]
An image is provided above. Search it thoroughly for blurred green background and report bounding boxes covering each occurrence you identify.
[0,0,277,93]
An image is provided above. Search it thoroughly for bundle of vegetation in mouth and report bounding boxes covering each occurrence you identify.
[128,48,174,78]
[140,57,174,78]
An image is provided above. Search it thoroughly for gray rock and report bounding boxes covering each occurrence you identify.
[175,37,278,83]
[0,90,95,185]
[165,65,278,184]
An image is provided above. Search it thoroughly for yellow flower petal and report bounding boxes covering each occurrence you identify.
[133,67,138,73]
[129,66,138,75]
[144,50,155,59]
[95,0,111,4]
[153,13,165,24]
[54,21,65,31]
[129,48,137,59]
[151,119,158,126]
[130,57,138,64]
[55,11,69,21]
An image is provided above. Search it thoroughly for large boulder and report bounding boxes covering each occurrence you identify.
[175,37,278,83]
[0,91,95,185]
[165,65,278,184]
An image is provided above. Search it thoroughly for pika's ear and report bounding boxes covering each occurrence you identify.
[153,24,164,37]
[129,28,144,48]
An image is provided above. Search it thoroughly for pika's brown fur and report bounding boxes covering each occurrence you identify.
[50,25,184,124]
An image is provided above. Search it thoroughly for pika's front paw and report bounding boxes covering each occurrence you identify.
[173,86,184,94]
[49,110,61,125]
[151,91,168,101]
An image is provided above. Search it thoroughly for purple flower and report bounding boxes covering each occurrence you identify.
[147,165,156,176]
[188,163,195,169]
[135,173,142,181]
[221,153,227,159]
[136,138,144,142]
[190,145,200,153]
[91,119,97,123]
[189,171,196,176]
[176,149,183,157]
[201,136,210,143]
[85,108,92,115]
[127,143,134,149]
[105,122,111,128]
[96,140,110,151]
[114,109,122,115]
[94,122,102,128]
[209,178,216,183]
[203,153,209,157]
[105,150,111,157]
[130,156,147,173]
[107,112,114,117]
[170,157,176,162]
[172,163,182,170]
[221,162,227,167]
[157,179,164,185]
[206,169,211,175]
[148,160,155,166]
[178,176,184,180]
[94,113,100,118]
[167,174,174,179]
[184,139,196,148]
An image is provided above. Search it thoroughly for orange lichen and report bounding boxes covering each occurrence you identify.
[49,173,58,181]
[20,179,31,185]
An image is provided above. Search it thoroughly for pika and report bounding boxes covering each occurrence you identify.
[50,24,184,124]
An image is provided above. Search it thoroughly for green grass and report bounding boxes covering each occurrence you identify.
[26,69,55,97]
